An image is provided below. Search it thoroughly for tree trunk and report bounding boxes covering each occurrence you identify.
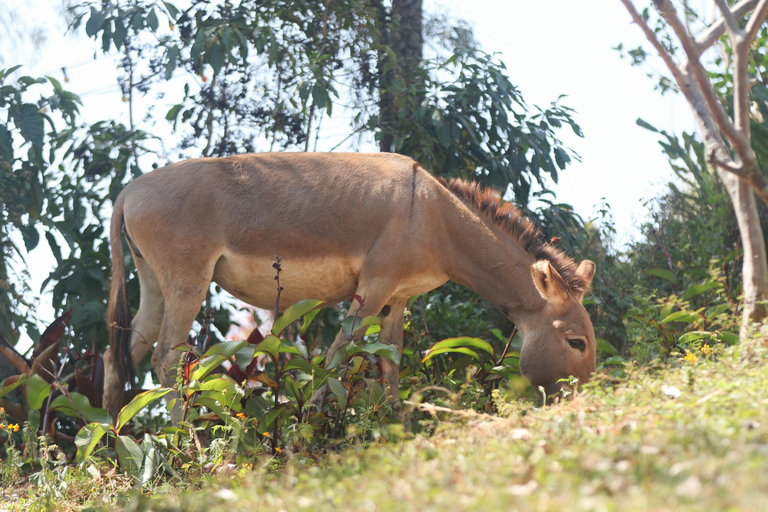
[378,0,423,153]
[719,170,768,334]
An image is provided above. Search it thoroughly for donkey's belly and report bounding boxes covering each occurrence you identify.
[212,252,361,310]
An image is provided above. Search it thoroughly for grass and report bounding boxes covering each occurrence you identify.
[3,332,768,511]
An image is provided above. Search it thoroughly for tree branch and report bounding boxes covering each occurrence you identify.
[745,0,768,43]
[694,0,757,51]
[713,0,744,38]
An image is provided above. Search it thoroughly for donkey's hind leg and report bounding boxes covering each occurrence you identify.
[152,264,215,423]
[103,254,165,419]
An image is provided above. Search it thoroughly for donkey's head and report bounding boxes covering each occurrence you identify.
[517,259,596,397]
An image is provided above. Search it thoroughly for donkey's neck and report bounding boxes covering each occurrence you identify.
[438,195,545,324]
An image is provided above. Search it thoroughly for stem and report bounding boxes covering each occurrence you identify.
[495,326,518,367]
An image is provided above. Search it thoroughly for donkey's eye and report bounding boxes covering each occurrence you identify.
[567,338,586,352]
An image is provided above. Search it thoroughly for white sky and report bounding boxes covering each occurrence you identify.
[11,0,703,333]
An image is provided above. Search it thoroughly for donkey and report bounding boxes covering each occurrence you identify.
[103,152,596,420]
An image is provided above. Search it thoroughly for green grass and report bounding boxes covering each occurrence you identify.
[123,332,768,511]
[4,333,768,511]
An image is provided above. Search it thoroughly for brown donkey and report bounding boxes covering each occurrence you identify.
[103,152,596,420]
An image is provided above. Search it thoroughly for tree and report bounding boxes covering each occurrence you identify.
[1,1,585,388]
[619,0,768,336]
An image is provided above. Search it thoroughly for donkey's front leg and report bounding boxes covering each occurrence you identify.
[377,297,407,417]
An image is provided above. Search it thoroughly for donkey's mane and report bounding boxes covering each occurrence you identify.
[438,177,591,295]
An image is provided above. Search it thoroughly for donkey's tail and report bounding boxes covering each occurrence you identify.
[107,195,135,388]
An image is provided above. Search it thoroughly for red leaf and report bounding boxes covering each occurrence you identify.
[33,309,73,361]
[246,327,264,345]
[350,294,365,307]
[75,369,103,408]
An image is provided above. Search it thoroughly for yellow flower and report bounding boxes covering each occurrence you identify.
[10,424,19,432]
[700,344,712,355]
[275,447,282,454]
[684,352,698,363]
[262,431,271,438]
[236,412,246,419]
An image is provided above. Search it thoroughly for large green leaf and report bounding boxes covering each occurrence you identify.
[0,374,26,400]
[681,282,719,301]
[596,338,618,356]
[25,373,51,410]
[116,435,143,479]
[11,103,44,146]
[50,392,111,424]
[677,331,712,345]
[425,337,495,358]
[254,334,281,361]
[359,342,400,364]
[115,388,174,433]
[327,378,347,409]
[341,315,381,339]
[272,299,327,336]
[422,346,480,363]
[645,268,676,284]
[661,311,701,325]
[201,340,248,358]
[190,354,227,382]
[75,422,112,463]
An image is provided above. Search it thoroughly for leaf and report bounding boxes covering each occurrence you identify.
[115,388,174,433]
[636,117,659,133]
[11,103,44,146]
[645,268,676,284]
[359,342,400,364]
[681,282,719,301]
[207,39,224,74]
[85,7,107,37]
[661,311,701,325]
[254,334,281,361]
[595,338,618,356]
[718,331,739,345]
[201,340,248,359]
[327,378,347,409]
[146,8,159,32]
[272,299,327,336]
[677,331,711,345]
[33,309,73,360]
[425,337,495,357]
[190,355,226,382]
[0,374,27,400]
[312,82,327,108]
[422,346,480,363]
[50,392,111,424]
[116,435,143,479]
[140,434,158,487]
[75,422,112,463]
[25,373,51,410]
[341,315,382,339]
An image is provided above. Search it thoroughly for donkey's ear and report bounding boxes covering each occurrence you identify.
[531,260,568,305]
[574,260,596,302]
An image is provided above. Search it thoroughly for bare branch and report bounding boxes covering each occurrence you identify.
[654,0,756,169]
[695,0,758,51]
[707,152,746,176]
[745,0,768,43]
[713,0,744,38]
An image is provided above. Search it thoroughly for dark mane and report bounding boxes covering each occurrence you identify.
[438,177,591,295]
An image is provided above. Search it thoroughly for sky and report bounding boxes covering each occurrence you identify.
[9,0,704,333]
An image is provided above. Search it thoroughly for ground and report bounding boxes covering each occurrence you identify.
[3,332,768,511]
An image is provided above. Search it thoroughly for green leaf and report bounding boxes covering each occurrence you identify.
[11,103,44,146]
[85,7,107,37]
[25,373,51,410]
[201,340,248,359]
[50,392,111,424]
[636,117,659,133]
[254,334,281,362]
[116,435,143,479]
[677,331,711,345]
[705,304,731,319]
[146,8,159,32]
[116,388,174,433]
[0,374,26,400]
[596,338,618,356]
[190,355,227,382]
[0,125,13,162]
[426,337,495,357]
[75,422,112,463]
[422,346,480,363]
[272,299,327,336]
[359,342,400,364]
[645,268,676,284]
[341,315,382,339]
[312,82,327,108]
[327,377,347,409]
[661,311,701,325]
[681,282,719,301]
[207,39,224,74]
[718,331,739,345]
[190,376,239,406]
